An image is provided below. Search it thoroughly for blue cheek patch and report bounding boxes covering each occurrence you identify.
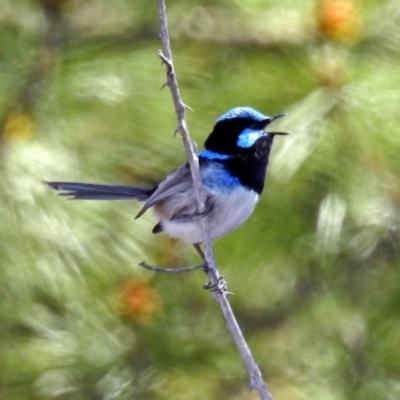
[198,149,232,160]
[237,129,265,148]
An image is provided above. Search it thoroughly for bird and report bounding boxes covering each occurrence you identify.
[46,107,287,259]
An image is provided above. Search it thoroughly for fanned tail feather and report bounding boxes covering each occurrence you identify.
[45,181,153,201]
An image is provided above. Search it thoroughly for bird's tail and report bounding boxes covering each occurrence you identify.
[46,181,153,201]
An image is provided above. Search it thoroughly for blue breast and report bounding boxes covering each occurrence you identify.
[198,157,240,190]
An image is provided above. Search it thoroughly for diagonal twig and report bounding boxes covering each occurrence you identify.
[156,1,273,399]
[139,261,203,273]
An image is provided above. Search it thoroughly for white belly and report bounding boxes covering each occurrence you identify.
[159,187,259,244]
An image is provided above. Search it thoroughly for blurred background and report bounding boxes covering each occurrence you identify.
[1,0,400,399]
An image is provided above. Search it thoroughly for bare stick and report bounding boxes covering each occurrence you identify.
[156,1,273,399]
[139,261,203,273]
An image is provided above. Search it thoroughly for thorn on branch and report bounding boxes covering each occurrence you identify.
[139,261,203,273]
[160,81,169,91]
[158,50,171,65]
[173,125,182,137]
[183,103,194,112]
[158,50,172,73]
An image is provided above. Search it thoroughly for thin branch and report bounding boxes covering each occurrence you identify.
[156,1,273,399]
[139,261,203,273]
[157,0,219,290]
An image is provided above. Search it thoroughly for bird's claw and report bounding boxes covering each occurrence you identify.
[203,274,229,294]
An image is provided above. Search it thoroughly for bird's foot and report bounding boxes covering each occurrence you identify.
[203,274,230,295]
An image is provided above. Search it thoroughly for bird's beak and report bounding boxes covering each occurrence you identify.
[271,113,287,122]
[262,113,289,135]
[268,131,289,136]
[262,113,287,127]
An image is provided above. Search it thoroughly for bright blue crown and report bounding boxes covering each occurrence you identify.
[216,107,267,123]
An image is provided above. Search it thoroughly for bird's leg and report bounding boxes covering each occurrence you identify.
[193,243,206,263]
[193,242,210,276]
[193,243,229,294]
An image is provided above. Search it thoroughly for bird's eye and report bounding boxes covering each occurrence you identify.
[249,122,260,129]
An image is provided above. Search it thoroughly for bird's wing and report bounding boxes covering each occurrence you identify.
[135,164,193,218]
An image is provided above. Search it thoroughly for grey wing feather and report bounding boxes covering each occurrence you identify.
[135,164,193,218]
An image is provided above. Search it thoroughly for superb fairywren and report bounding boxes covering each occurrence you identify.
[47,107,287,258]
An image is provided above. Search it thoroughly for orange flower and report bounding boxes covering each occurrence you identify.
[318,0,361,41]
[119,279,161,324]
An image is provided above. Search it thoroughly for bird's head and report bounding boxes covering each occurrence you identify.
[204,107,287,155]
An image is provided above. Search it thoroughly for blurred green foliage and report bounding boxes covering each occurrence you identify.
[1,0,400,399]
